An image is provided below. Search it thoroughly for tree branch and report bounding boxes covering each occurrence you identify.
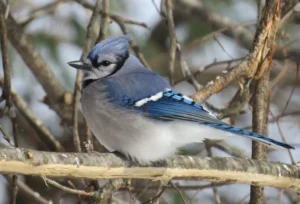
[165,0,177,85]
[5,175,50,204]
[0,78,64,151]
[77,0,148,29]
[0,1,69,116]
[72,0,103,154]
[0,8,19,204]
[113,17,151,69]
[250,71,270,204]
[0,11,11,106]
[191,0,282,103]
[96,0,110,43]
[0,148,299,190]
[173,0,298,60]
[43,177,97,197]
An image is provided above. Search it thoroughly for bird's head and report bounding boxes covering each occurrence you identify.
[68,35,130,81]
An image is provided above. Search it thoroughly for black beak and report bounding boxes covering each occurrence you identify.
[67,60,91,70]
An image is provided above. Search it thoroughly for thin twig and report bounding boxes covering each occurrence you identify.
[0,2,68,120]
[174,57,244,85]
[270,60,289,89]
[43,177,97,197]
[213,35,233,59]
[0,10,19,204]
[172,0,296,60]
[170,183,187,204]
[177,43,202,90]
[72,74,82,153]
[151,0,164,17]
[77,0,149,29]
[114,17,151,69]
[160,0,166,17]
[154,181,163,204]
[10,108,19,204]
[272,110,300,122]
[165,0,177,85]
[142,181,171,204]
[0,124,14,147]
[270,111,296,165]
[5,175,50,204]
[81,0,101,153]
[184,22,255,52]
[256,0,264,25]
[82,0,102,58]
[0,80,64,151]
[11,175,18,204]
[241,109,300,131]
[121,183,228,192]
[281,64,299,114]
[190,0,282,103]
[20,0,71,26]
[279,2,300,30]
[96,0,110,43]
[0,12,11,106]
[268,64,299,165]
[135,180,153,201]
[72,0,102,153]
[84,124,94,152]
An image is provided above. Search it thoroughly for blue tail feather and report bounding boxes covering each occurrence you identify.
[203,123,294,150]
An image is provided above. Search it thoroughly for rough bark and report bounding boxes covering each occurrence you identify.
[0,148,299,190]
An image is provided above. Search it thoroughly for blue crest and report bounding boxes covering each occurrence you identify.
[87,35,131,65]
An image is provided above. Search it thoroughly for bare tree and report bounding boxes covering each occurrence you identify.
[0,0,299,203]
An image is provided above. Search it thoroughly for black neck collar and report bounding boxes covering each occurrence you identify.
[82,79,96,89]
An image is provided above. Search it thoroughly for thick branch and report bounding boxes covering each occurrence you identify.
[0,148,299,190]
[250,70,270,204]
[191,0,282,102]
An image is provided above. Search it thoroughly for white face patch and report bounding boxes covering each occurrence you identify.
[83,63,117,81]
[134,92,164,107]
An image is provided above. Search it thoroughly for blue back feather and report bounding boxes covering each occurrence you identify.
[98,60,172,105]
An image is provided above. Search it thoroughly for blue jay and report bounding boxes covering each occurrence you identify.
[68,35,294,163]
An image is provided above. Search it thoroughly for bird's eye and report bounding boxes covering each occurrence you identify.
[101,61,111,66]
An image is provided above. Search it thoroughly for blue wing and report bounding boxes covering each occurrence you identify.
[128,90,294,150]
[101,71,294,150]
[134,90,220,123]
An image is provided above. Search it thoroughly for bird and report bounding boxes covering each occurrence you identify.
[68,35,294,163]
